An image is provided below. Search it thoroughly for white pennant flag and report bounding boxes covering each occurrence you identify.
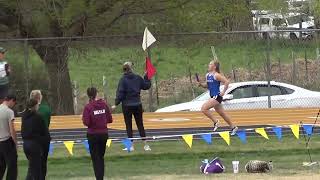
[142,27,156,51]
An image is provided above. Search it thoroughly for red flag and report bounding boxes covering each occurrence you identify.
[145,57,156,79]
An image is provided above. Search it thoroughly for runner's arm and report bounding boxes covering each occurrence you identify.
[198,75,208,88]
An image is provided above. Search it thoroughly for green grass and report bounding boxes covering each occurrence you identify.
[15,135,320,179]
[1,40,319,109]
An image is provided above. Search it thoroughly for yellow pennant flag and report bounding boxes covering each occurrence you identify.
[64,141,74,155]
[106,139,112,148]
[289,124,300,139]
[255,128,269,139]
[182,134,193,148]
[219,131,230,145]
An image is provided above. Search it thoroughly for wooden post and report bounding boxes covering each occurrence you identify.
[292,51,296,84]
[232,64,237,82]
[277,51,281,81]
[103,75,107,99]
[305,49,308,82]
[73,80,78,114]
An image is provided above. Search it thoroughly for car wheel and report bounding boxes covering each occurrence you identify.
[306,35,313,41]
[290,33,298,40]
[263,32,270,40]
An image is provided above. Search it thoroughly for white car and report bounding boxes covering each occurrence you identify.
[156,81,320,112]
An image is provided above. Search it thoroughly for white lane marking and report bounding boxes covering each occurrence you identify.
[148,118,191,122]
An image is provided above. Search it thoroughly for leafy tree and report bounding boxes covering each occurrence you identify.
[0,0,192,114]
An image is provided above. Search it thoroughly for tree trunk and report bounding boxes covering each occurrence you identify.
[32,41,74,115]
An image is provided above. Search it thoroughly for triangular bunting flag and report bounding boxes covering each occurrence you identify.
[64,141,74,155]
[303,125,313,137]
[48,143,54,156]
[106,139,112,148]
[142,27,156,51]
[182,134,193,148]
[236,130,247,144]
[219,131,230,145]
[272,127,282,140]
[289,124,300,139]
[83,140,90,154]
[200,134,212,144]
[255,128,269,139]
[122,139,133,152]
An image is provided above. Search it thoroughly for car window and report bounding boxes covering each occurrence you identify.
[282,87,295,94]
[273,18,286,26]
[260,18,270,25]
[230,86,254,99]
[257,85,282,96]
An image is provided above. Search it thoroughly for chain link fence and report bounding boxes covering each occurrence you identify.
[0,30,320,115]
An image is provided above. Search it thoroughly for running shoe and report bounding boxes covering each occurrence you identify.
[230,126,238,136]
[213,120,220,131]
[122,146,135,152]
[144,144,152,151]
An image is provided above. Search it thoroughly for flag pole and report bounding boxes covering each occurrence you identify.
[147,47,153,112]
[145,29,153,112]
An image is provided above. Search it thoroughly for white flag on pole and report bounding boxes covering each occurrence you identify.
[142,27,156,51]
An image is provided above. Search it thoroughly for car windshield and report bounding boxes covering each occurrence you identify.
[287,15,309,25]
[193,91,210,101]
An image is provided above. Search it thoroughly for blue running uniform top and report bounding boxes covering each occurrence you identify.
[206,73,220,97]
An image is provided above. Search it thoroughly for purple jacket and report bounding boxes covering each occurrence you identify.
[82,99,113,134]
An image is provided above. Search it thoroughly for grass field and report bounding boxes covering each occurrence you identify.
[15,135,320,179]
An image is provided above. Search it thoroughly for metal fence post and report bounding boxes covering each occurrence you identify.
[23,40,30,103]
[266,36,272,108]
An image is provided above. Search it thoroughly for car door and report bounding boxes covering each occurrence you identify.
[222,85,258,110]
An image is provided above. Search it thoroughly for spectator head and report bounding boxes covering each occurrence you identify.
[30,90,42,104]
[87,87,97,101]
[27,99,39,112]
[4,94,17,108]
[123,61,133,73]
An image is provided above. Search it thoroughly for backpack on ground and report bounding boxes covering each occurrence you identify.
[200,157,225,174]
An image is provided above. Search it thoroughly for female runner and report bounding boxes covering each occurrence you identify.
[198,60,238,135]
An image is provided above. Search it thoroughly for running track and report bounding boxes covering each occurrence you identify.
[14,108,320,143]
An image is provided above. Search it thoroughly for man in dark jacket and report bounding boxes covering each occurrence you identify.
[112,61,151,151]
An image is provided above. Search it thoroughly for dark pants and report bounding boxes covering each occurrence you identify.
[0,138,17,180]
[23,140,44,180]
[87,133,108,180]
[0,84,9,103]
[41,141,50,179]
[122,105,146,140]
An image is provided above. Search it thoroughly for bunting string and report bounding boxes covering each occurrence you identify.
[44,124,318,155]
